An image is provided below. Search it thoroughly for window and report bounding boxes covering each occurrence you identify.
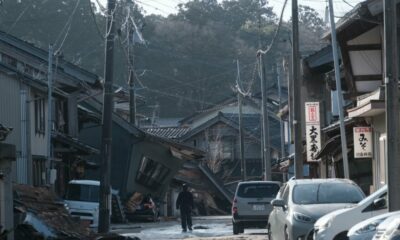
[2,54,17,68]
[292,183,364,204]
[363,192,388,212]
[237,183,280,198]
[34,95,46,135]
[55,99,66,132]
[32,157,46,186]
[136,156,171,189]
[222,139,233,159]
[282,186,290,204]
[66,184,100,202]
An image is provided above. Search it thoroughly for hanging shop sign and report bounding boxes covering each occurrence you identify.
[353,127,373,158]
[305,102,321,162]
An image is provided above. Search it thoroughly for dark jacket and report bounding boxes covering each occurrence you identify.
[176,190,194,210]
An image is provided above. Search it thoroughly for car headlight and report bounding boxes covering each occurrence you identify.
[64,203,69,211]
[316,217,333,229]
[355,220,383,234]
[293,212,314,223]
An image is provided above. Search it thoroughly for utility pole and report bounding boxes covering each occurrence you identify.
[384,0,400,211]
[128,1,136,125]
[46,44,53,185]
[237,60,246,181]
[128,33,136,125]
[328,0,350,179]
[258,0,265,179]
[259,55,272,181]
[292,0,303,179]
[277,63,285,158]
[98,0,116,233]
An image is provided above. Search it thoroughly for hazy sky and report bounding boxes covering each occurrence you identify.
[96,0,365,21]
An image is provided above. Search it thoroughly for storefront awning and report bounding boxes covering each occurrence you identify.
[348,100,384,118]
[314,135,341,159]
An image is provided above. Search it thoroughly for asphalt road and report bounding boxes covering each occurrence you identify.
[111,216,268,240]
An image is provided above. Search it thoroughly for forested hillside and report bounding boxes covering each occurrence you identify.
[0,0,326,117]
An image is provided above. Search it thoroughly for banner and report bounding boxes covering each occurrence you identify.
[353,127,373,158]
[305,102,321,162]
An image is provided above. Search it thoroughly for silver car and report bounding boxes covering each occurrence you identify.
[231,181,281,234]
[268,178,365,240]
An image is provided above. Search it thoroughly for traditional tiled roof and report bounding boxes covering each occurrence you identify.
[13,184,92,239]
[145,127,190,139]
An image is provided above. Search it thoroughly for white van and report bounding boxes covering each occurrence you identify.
[231,181,281,234]
[314,185,387,240]
[64,180,103,227]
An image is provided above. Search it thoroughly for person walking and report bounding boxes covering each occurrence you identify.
[176,184,194,232]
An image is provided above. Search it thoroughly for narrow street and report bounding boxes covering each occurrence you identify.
[112,216,267,240]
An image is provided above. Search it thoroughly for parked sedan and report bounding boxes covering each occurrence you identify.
[268,178,365,240]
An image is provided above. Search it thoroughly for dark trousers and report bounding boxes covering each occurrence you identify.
[180,208,192,230]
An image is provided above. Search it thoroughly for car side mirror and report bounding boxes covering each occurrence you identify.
[373,198,386,209]
[271,199,286,210]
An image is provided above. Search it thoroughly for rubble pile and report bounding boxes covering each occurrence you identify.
[13,184,92,240]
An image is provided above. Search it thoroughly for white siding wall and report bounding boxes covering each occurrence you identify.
[29,88,47,156]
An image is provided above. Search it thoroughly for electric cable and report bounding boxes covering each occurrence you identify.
[258,0,289,55]
[7,3,30,33]
[54,0,81,55]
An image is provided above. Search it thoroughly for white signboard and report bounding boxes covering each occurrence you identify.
[305,102,321,162]
[353,127,373,158]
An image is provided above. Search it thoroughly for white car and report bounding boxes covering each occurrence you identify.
[376,217,400,240]
[347,211,400,240]
[314,185,387,240]
[373,214,400,240]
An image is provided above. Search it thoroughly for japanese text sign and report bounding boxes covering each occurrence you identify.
[305,102,321,162]
[353,127,373,158]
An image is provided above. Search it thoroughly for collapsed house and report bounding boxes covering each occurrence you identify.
[13,184,92,240]
[78,97,205,219]
[144,95,285,214]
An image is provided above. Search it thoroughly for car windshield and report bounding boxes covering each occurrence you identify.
[292,183,364,204]
[237,183,280,198]
[65,184,99,202]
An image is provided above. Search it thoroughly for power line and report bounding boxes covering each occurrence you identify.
[54,0,81,55]
[159,63,255,92]
[7,3,30,33]
[147,0,178,12]
[134,0,171,15]
[89,0,106,39]
[143,87,217,106]
[258,0,289,55]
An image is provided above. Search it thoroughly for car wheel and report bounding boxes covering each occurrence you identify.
[233,222,240,235]
[267,224,273,240]
[284,226,290,240]
[333,232,349,240]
